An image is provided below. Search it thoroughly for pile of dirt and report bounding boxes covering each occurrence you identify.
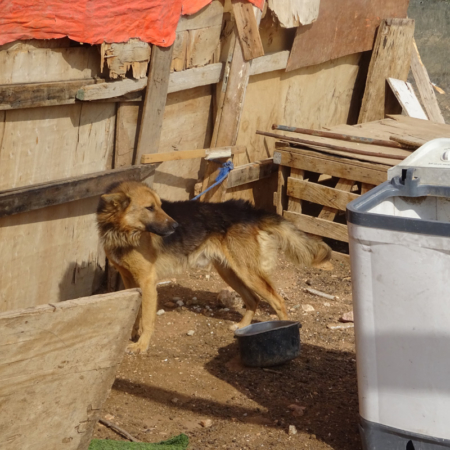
[94,256,361,450]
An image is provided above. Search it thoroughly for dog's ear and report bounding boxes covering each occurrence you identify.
[100,192,130,210]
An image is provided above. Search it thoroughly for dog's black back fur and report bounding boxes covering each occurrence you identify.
[161,199,281,253]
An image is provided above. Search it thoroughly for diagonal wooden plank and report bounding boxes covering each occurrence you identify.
[318,178,354,221]
[358,18,415,124]
[410,40,445,124]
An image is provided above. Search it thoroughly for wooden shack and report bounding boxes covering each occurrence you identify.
[2,0,448,447]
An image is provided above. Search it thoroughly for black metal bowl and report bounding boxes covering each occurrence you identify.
[234,320,301,367]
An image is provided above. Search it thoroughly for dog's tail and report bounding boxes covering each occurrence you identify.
[266,217,332,269]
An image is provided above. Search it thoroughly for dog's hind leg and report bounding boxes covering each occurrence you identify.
[238,272,288,323]
[213,262,260,330]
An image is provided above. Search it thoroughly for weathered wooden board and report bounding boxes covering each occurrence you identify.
[410,40,445,124]
[77,78,147,101]
[286,0,409,71]
[0,79,98,110]
[101,39,151,79]
[168,63,223,93]
[0,45,101,84]
[186,25,222,68]
[287,177,358,211]
[267,0,320,28]
[153,85,213,201]
[274,148,388,186]
[387,78,428,120]
[227,158,277,188]
[0,103,116,190]
[358,19,415,124]
[115,102,141,168]
[0,197,105,311]
[250,50,289,76]
[284,210,349,242]
[0,289,141,450]
[0,165,154,218]
[232,0,265,61]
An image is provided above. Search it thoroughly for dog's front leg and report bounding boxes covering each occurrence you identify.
[126,270,157,355]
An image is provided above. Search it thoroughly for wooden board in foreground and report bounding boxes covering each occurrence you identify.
[0,289,141,450]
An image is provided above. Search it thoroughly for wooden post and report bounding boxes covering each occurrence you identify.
[135,44,174,184]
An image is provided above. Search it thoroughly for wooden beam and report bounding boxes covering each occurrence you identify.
[227,158,277,189]
[168,63,223,93]
[140,145,246,164]
[387,78,428,120]
[0,79,97,110]
[410,40,445,124]
[274,149,388,186]
[284,210,349,242]
[287,177,359,211]
[135,44,174,170]
[0,50,292,110]
[358,19,415,124]
[287,168,304,214]
[250,50,289,76]
[0,289,141,450]
[0,165,155,218]
[232,0,265,61]
[76,78,147,101]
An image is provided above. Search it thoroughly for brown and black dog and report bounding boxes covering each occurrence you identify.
[97,181,331,354]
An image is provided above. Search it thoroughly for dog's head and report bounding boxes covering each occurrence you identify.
[97,181,178,237]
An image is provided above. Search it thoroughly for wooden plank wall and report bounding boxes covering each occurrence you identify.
[0,41,114,312]
[0,0,400,311]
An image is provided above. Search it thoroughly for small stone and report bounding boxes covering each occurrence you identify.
[187,330,195,336]
[217,287,242,309]
[164,301,176,308]
[288,425,298,435]
[176,300,184,307]
[199,419,213,428]
[305,279,312,286]
[104,414,114,421]
[302,304,315,312]
[205,274,210,281]
[343,276,351,282]
[340,311,354,323]
[171,398,179,404]
[156,309,165,316]
[324,302,331,307]
[288,404,306,417]
[327,323,354,330]
[172,297,182,301]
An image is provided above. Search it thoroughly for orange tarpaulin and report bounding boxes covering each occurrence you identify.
[0,0,263,47]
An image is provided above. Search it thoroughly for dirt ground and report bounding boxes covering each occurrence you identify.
[93,255,361,450]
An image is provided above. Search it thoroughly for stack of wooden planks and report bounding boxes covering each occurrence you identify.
[272,115,450,258]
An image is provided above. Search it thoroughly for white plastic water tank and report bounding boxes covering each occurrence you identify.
[347,139,450,449]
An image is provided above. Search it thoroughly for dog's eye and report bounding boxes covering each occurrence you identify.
[146,205,155,212]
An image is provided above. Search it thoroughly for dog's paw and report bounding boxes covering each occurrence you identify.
[229,323,239,331]
[126,341,148,355]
